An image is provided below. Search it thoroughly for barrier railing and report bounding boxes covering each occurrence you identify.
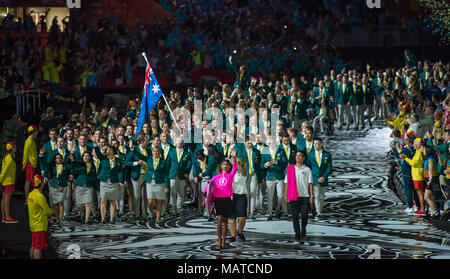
[15,88,42,116]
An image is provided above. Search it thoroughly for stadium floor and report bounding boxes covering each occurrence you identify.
[5,121,450,259]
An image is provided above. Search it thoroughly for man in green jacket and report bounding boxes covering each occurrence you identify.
[307,138,332,218]
[241,135,263,220]
[167,137,192,216]
[124,135,149,221]
[262,136,288,220]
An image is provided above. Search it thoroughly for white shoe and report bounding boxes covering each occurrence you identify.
[413,205,418,212]
[404,207,413,213]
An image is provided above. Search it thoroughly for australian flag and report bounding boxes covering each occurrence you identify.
[136,59,163,135]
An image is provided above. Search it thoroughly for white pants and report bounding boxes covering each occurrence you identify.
[364,104,373,125]
[266,180,286,214]
[170,177,186,212]
[313,111,327,134]
[373,95,382,118]
[351,105,356,124]
[355,104,364,128]
[313,185,326,214]
[338,104,352,127]
[64,183,72,215]
[201,177,211,216]
[381,95,391,119]
[132,175,147,217]
[246,174,259,214]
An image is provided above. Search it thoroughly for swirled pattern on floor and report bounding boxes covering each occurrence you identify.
[49,122,450,259]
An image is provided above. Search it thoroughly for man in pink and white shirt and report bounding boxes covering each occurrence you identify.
[284,150,314,242]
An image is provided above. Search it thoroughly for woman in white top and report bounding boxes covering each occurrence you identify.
[228,157,248,242]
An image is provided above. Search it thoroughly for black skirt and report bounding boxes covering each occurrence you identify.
[214,197,233,218]
[230,194,248,219]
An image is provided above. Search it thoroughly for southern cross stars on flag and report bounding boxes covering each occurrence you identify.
[136,59,163,134]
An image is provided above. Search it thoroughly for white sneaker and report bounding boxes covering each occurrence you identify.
[413,205,418,212]
[404,207,413,213]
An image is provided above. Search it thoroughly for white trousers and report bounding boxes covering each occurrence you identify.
[266,180,286,213]
[313,185,326,214]
[246,174,259,214]
[132,175,147,217]
[338,104,352,127]
[170,177,186,212]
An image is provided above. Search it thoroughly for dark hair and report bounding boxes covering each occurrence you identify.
[137,134,147,144]
[80,151,92,165]
[304,126,314,133]
[217,159,232,174]
[196,149,205,159]
[208,144,223,164]
[296,150,306,158]
[314,137,323,143]
[107,145,118,155]
[406,134,415,145]
[391,130,401,138]
[423,144,435,159]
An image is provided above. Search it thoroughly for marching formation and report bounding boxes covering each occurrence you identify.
[0,50,449,258]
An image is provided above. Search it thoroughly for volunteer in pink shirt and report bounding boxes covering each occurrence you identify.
[203,149,238,250]
[284,150,314,242]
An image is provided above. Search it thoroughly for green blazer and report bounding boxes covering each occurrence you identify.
[279,143,297,166]
[40,140,57,174]
[339,82,353,105]
[94,146,108,161]
[295,97,309,120]
[314,87,331,115]
[240,147,263,183]
[352,84,364,105]
[223,143,244,159]
[40,148,72,178]
[167,148,192,180]
[193,156,219,179]
[124,146,149,181]
[362,84,374,105]
[261,147,287,181]
[306,150,332,187]
[72,162,97,188]
[97,158,125,183]
[73,145,93,162]
[47,164,71,188]
[144,157,168,185]
[371,78,384,97]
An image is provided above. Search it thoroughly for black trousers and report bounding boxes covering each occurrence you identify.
[289,197,309,239]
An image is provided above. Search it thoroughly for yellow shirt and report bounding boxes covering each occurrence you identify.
[153,158,160,170]
[27,189,54,232]
[404,149,424,181]
[0,153,16,186]
[56,164,63,177]
[23,135,37,168]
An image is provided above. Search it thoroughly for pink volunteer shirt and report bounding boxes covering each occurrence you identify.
[204,162,237,198]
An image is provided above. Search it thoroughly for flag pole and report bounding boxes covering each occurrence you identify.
[141,52,183,136]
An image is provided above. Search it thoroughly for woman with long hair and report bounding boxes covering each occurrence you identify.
[228,157,248,242]
[0,142,18,223]
[422,144,440,218]
[141,122,151,140]
[203,149,238,250]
